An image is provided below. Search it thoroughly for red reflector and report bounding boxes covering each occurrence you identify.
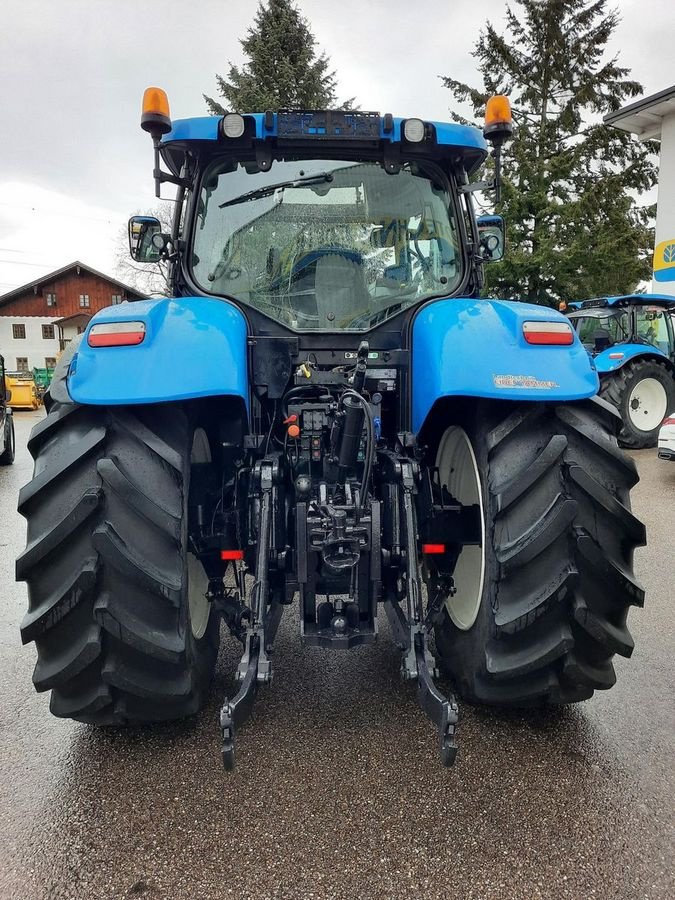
[522,321,573,345]
[422,543,446,555]
[221,549,244,560]
[663,417,675,426]
[88,331,145,347]
[88,321,146,347]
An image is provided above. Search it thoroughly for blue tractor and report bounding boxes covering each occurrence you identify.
[16,92,646,768]
[567,296,675,448]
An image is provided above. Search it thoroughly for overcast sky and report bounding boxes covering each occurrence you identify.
[0,0,673,293]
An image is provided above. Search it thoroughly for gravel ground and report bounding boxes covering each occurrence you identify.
[0,408,673,900]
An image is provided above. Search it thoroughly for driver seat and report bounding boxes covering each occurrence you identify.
[314,253,369,325]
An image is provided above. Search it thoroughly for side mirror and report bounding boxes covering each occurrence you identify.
[128,216,163,262]
[477,215,505,261]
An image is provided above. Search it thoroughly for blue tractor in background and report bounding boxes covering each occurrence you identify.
[17,92,646,769]
[568,296,675,448]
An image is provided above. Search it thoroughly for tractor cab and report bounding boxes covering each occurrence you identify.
[130,97,513,338]
[568,295,675,361]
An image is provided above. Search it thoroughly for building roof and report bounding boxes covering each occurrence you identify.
[53,312,92,325]
[0,260,146,308]
[604,85,675,140]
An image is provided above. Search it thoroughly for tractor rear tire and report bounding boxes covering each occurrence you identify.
[434,397,645,707]
[599,359,675,448]
[17,400,220,724]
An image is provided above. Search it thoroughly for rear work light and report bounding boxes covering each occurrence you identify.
[88,321,146,347]
[221,113,245,139]
[403,118,426,142]
[522,321,574,345]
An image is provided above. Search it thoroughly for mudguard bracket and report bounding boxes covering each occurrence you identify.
[220,458,280,771]
[396,458,460,767]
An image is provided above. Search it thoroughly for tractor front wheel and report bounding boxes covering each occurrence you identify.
[433,398,645,707]
[599,359,674,448]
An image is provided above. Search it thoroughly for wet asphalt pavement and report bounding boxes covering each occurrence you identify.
[0,409,673,900]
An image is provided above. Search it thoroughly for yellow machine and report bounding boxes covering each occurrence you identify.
[6,373,41,410]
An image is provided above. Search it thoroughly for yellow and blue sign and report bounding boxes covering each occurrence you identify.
[654,238,675,283]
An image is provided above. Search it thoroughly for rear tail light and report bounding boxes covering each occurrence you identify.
[221,549,244,561]
[88,321,146,347]
[522,321,574,345]
[422,543,446,555]
[662,417,675,427]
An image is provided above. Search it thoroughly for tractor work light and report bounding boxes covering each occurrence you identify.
[403,118,426,142]
[221,114,246,139]
[88,321,146,348]
[141,87,172,136]
[522,321,574,345]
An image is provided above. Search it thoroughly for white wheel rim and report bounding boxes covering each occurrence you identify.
[188,428,212,640]
[435,427,486,631]
[187,552,210,640]
[628,378,668,432]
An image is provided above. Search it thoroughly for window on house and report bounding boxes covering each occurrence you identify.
[45,357,57,369]
[42,324,55,340]
[77,325,86,334]
[16,357,29,373]
[111,294,122,305]
[12,324,26,339]
[79,294,90,308]
[46,292,57,307]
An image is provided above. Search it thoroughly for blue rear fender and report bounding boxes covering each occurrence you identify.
[593,343,672,375]
[412,298,599,433]
[67,297,249,407]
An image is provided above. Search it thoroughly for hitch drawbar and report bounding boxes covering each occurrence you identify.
[218,457,459,770]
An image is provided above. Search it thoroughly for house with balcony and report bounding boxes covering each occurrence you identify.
[0,261,145,372]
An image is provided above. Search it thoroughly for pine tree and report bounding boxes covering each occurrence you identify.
[442,0,657,305]
[204,0,354,114]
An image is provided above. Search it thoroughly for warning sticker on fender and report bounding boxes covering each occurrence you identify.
[493,374,559,390]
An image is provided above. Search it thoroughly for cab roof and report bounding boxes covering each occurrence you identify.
[161,112,489,175]
[574,294,675,310]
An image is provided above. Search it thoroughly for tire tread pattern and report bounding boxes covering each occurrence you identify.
[17,402,217,724]
[437,397,644,707]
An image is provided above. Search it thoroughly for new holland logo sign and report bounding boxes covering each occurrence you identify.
[654,239,675,284]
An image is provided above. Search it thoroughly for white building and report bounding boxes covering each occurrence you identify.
[605,85,675,296]
[0,316,61,373]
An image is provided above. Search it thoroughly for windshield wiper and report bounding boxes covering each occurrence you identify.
[219,172,334,209]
